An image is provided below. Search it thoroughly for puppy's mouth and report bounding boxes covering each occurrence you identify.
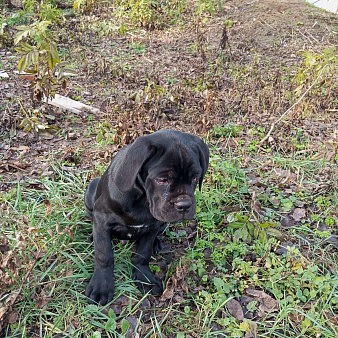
[154,214,194,223]
[150,203,196,223]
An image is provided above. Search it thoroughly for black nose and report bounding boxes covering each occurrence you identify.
[174,200,192,213]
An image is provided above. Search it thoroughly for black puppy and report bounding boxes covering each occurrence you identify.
[84,129,209,305]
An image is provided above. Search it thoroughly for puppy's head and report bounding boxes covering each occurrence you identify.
[114,129,209,223]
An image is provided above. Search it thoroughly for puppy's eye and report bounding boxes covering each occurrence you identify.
[157,179,168,185]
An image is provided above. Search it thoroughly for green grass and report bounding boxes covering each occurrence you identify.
[1,168,142,337]
[1,145,338,337]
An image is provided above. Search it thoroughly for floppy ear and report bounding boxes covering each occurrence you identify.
[114,138,155,192]
[197,140,209,191]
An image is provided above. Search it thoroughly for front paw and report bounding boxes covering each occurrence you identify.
[85,268,115,305]
[133,265,163,295]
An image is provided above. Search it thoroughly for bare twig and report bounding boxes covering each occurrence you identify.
[12,248,43,305]
[260,64,328,144]
[81,139,98,177]
[322,309,338,336]
[18,100,29,117]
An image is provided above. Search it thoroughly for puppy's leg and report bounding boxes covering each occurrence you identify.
[133,225,164,295]
[84,177,101,243]
[85,215,115,305]
[84,177,101,221]
[153,222,169,255]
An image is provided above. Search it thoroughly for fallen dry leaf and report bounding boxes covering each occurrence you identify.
[226,298,244,321]
[245,287,278,313]
[274,168,296,181]
[244,333,255,338]
[289,311,304,324]
[31,289,51,309]
[310,139,338,162]
[121,316,139,338]
[0,245,10,253]
[291,208,306,222]
[329,316,338,326]
[43,199,53,216]
[160,258,188,301]
[109,295,137,315]
[10,146,30,151]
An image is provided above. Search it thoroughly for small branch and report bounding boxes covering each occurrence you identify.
[11,248,43,305]
[2,163,29,172]
[18,100,29,117]
[322,309,338,336]
[260,64,328,144]
[81,139,98,177]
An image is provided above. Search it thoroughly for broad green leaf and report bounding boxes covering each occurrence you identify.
[228,221,245,229]
[265,256,272,268]
[121,319,130,333]
[51,42,60,63]
[105,317,116,332]
[258,221,276,229]
[265,228,283,239]
[90,331,101,338]
[247,222,255,236]
[20,40,34,52]
[96,132,103,143]
[213,277,224,288]
[18,55,29,73]
[31,50,39,65]
[62,68,77,74]
[108,308,116,319]
[259,230,267,243]
[19,118,30,127]
[234,228,249,242]
[25,68,38,74]
[14,29,31,45]
[234,213,248,223]
[25,51,33,69]
[47,55,54,70]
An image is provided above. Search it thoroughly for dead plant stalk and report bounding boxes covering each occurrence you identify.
[260,64,329,144]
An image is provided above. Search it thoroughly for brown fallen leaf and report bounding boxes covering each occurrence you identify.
[121,316,139,338]
[43,199,53,216]
[7,308,18,323]
[245,287,278,313]
[0,293,21,331]
[63,226,74,240]
[0,159,31,172]
[0,245,10,253]
[0,305,11,331]
[10,146,30,151]
[31,289,51,309]
[226,298,244,321]
[160,279,175,301]
[244,333,255,338]
[274,168,296,181]
[289,311,304,324]
[310,139,338,162]
[291,208,306,222]
[329,316,338,325]
[108,295,137,316]
[160,258,188,301]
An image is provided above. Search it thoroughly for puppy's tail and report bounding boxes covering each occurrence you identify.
[84,177,101,221]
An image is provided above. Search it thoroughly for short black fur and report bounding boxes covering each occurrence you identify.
[84,129,209,305]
